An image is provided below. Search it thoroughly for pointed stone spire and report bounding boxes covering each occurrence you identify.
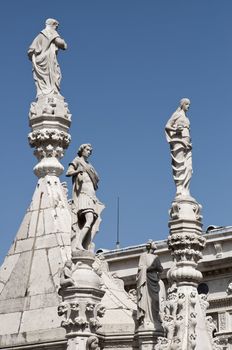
[0,19,72,347]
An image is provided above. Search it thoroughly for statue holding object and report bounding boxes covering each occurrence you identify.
[28,18,67,97]
[66,144,105,252]
[165,98,193,199]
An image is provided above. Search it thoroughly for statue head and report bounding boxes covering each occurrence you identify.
[45,18,59,30]
[65,260,72,269]
[146,239,157,253]
[180,98,191,112]
[77,143,93,158]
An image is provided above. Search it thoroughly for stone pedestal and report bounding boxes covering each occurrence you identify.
[28,94,71,177]
[58,251,105,350]
[155,197,223,350]
[135,329,164,350]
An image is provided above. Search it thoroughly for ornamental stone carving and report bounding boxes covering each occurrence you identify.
[58,296,105,333]
[86,336,100,350]
[58,253,105,350]
[28,127,71,177]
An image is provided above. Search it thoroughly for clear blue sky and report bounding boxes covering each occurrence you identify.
[1,0,232,263]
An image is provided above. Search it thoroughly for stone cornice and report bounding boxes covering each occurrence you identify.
[208,296,232,310]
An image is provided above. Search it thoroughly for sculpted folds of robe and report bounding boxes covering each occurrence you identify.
[137,251,163,330]
[28,28,62,96]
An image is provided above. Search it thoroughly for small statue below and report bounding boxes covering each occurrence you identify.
[165,98,193,199]
[60,260,75,288]
[136,240,164,331]
[28,18,67,97]
[66,144,104,253]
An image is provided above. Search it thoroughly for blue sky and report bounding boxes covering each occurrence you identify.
[1,0,232,263]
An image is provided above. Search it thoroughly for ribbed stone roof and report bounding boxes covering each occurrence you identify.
[0,176,71,348]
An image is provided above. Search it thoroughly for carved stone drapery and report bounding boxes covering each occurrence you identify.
[28,21,71,178]
[28,18,67,97]
[154,100,222,350]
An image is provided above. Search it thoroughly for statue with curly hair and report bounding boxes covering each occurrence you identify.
[165,98,193,198]
[66,144,104,252]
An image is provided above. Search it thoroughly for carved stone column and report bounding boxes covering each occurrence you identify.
[58,251,105,350]
[164,196,206,349]
[159,99,225,350]
[28,94,71,177]
[155,197,224,350]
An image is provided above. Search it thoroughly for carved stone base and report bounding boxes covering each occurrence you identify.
[58,253,105,348]
[168,197,206,286]
[135,329,163,350]
[67,333,100,350]
[28,94,71,177]
[157,195,218,349]
[29,94,72,125]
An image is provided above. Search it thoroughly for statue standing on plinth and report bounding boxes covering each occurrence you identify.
[27,19,71,177]
[66,144,105,252]
[136,240,163,331]
[165,98,192,198]
[28,18,67,97]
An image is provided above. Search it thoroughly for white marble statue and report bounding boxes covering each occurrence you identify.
[28,18,67,97]
[66,144,104,252]
[136,240,163,331]
[165,98,193,198]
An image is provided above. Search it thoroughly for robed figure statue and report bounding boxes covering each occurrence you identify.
[28,18,67,97]
[165,98,193,199]
[137,240,164,331]
[66,144,104,252]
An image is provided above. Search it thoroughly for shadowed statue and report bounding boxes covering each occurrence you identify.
[136,240,164,331]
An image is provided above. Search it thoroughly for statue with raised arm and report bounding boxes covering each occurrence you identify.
[66,144,105,252]
[165,98,193,198]
[136,240,164,331]
[28,18,67,97]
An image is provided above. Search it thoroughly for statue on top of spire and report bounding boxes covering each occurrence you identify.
[165,98,193,199]
[28,18,67,98]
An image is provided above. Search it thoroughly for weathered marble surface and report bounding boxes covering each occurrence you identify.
[136,241,163,332]
[28,18,67,97]
[165,98,192,199]
[0,176,71,346]
[66,144,105,253]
